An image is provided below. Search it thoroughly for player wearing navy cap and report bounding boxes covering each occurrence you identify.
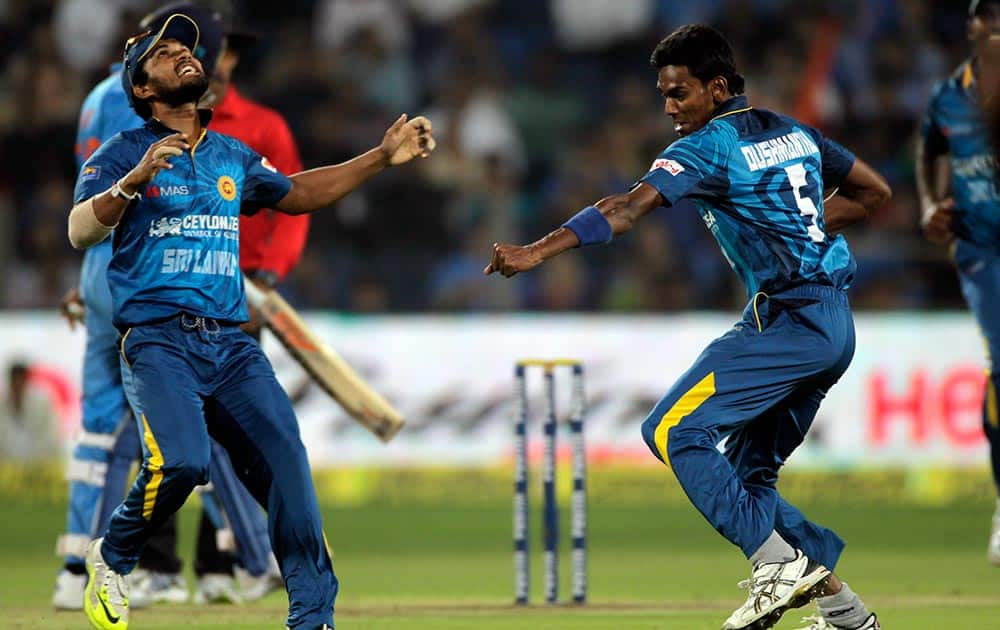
[53,2,247,611]
[70,13,435,630]
[486,25,889,630]
[917,0,1000,567]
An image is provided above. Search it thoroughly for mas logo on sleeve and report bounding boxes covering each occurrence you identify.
[81,165,101,181]
[651,158,685,176]
[260,156,277,173]
[217,175,237,201]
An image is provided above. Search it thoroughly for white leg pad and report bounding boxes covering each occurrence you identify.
[77,431,117,450]
[65,458,109,486]
[56,533,92,557]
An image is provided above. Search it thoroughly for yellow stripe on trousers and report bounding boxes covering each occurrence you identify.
[141,414,165,520]
[653,372,717,462]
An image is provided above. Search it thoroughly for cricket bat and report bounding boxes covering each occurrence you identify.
[243,277,404,442]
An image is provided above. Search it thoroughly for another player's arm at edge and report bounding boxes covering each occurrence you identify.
[914,126,955,244]
[485,156,890,278]
[823,158,893,235]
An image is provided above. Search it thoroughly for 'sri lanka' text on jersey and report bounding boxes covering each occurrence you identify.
[73,112,291,328]
[922,61,1000,250]
[640,95,857,297]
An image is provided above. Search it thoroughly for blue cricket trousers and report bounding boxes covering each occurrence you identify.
[104,316,337,629]
[641,284,854,571]
[954,239,1000,493]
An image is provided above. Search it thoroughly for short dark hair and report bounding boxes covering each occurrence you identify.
[131,63,153,119]
[650,24,745,95]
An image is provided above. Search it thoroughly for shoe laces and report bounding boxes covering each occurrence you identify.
[103,571,128,611]
[734,562,788,613]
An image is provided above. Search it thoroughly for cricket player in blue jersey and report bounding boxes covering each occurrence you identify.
[916,0,1000,566]
[486,25,890,630]
[68,13,434,630]
[54,4,278,611]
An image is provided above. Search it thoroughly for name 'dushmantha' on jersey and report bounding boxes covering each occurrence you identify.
[640,95,857,297]
[73,113,291,328]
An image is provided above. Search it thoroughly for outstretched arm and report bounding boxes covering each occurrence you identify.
[823,156,892,234]
[484,182,663,277]
[276,115,434,215]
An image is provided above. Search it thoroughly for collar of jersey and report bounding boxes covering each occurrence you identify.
[961,58,977,92]
[145,108,214,135]
[709,95,751,122]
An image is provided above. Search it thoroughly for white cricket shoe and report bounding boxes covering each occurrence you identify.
[193,573,243,605]
[52,569,86,610]
[721,549,830,630]
[83,538,129,629]
[988,507,1000,566]
[795,612,880,629]
[128,569,188,606]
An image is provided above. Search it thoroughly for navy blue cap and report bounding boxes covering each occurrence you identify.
[121,6,224,118]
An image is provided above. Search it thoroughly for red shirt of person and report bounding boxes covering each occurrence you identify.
[205,31,308,287]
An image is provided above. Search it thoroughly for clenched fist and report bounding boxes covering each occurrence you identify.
[379,114,436,166]
[484,242,544,278]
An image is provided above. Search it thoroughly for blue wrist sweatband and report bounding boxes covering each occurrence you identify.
[562,205,612,247]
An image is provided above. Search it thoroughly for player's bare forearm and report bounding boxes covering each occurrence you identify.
[824,158,891,234]
[823,195,869,234]
[914,137,955,243]
[597,184,662,235]
[92,190,133,227]
[278,114,435,214]
[68,189,132,249]
[485,183,662,277]
[277,148,388,214]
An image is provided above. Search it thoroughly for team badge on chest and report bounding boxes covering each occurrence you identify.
[217,175,237,201]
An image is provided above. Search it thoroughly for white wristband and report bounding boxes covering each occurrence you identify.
[110,180,141,201]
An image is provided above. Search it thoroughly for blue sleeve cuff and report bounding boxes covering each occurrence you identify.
[562,205,612,247]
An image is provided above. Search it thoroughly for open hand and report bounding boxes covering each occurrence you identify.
[921,198,956,245]
[120,133,190,194]
[380,114,436,166]
[484,243,544,277]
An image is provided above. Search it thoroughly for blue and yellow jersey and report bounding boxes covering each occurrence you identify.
[73,112,291,328]
[921,60,1000,250]
[640,95,856,297]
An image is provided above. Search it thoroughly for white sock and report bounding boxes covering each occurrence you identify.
[817,582,871,629]
[748,530,796,566]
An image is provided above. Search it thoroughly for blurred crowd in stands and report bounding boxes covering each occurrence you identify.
[0,0,978,312]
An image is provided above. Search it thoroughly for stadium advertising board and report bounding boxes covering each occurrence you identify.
[0,312,988,469]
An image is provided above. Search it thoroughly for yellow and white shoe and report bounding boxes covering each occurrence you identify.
[84,538,129,629]
[721,550,830,630]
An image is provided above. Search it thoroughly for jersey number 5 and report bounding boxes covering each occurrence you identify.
[784,163,825,243]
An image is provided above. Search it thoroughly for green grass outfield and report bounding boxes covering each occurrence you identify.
[3,481,1000,630]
